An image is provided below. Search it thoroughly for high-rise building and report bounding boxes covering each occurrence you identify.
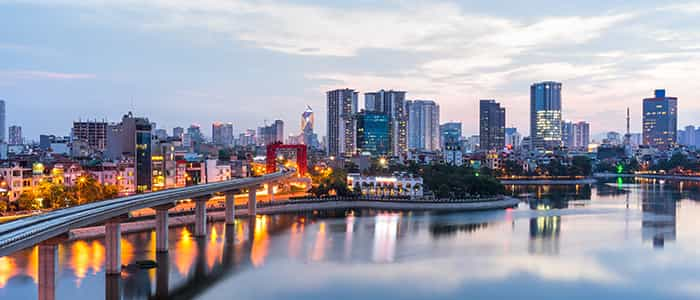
[682,125,696,147]
[530,81,563,150]
[643,89,677,149]
[300,106,319,148]
[237,129,256,146]
[212,122,234,146]
[187,124,204,144]
[479,99,506,151]
[154,129,168,141]
[355,111,390,156]
[364,90,408,156]
[505,128,521,149]
[106,112,152,193]
[0,100,5,143]
[406,100,440,151]
[172,126,184,139]
[327,89,358,157]
[440,122,462,150]
[72,120,108,152]
[8,125,22,145]
[258,120,284,146]
[562,121,590,150]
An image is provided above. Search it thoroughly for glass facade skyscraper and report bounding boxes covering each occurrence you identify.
[356,111,390,156]
[363,90,407,156]
[530,81,563,150]
[643,89,677,150]
[439,122,462,150]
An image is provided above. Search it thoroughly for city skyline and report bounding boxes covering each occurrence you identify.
[2,1,700,140]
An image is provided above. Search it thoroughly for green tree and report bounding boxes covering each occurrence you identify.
[16,192,39,211]
[570,156,592,176]
[37,180,67,209]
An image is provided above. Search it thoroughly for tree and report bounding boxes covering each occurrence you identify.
[503,159,525,176]
[16,192,39,211]
[570,156,592,176]
[37,180,67,209]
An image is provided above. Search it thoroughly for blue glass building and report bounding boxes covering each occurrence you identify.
[530,81,563,150]
[356,111,390,156]
[643,89,677,150]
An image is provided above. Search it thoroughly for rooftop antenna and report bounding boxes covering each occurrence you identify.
[626,107,630,136]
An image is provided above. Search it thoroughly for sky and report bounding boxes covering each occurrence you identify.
[1,0,700,141]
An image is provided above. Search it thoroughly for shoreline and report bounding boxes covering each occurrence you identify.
[500,178,597,185]
[69,197,520,240]
[593,173,700,181]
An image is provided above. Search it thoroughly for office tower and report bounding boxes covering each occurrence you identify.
[212,122,234,146]
[530,81,563,150]
[684,125,696,147]
[439,122,462,150]
[172,126,184,138]
[327,89,358,157]
[258,120,284,146]
[8,125,22,145]
[106,112,152,193]
[363,90,408,156]
[505,128,521,149]
[479,99,506,151]
[0,100,5,143]
[300,106,319,148]
[72,120,108,152]
[187,124,204,144]
[355,111,390,156]
[643,89,677,149]
[406,100,440,151]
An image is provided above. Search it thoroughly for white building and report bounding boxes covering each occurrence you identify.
[346,173,423,198]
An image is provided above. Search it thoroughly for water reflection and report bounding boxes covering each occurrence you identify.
[4,183,700,299]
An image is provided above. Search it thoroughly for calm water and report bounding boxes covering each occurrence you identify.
[2,181,700,299]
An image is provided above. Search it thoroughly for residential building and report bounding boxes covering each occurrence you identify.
[505,128,521,149]
[480,99,506,151]
[530,81,563,150]
[187,124,204,144]
[258,120,284,146]
[8,125,22,145]
[105,112,152,193]
[327,89,358,157]
[562,121,590,150]
[643,89,677,150]
[212,122,234,146]
[0,100,5,143]
[406,100,440,151]
[72,120,108,152]
[364,90,408,156]
[355,111,390,156]
[172,126,184,139]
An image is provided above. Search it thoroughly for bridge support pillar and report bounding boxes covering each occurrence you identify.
[154,203,175,252]
[248,185,257,216]
[105,218,122,275]
[194,195,210,237]
[225,191,236,225]
[267,183,274,202]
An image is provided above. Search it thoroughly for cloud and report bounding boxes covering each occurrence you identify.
[0,70,96,80]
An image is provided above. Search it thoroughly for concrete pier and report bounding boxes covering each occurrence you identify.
[194,195,210,237]
[267,183,274,202]
[38,243,57,300]
[248,186,257,216]
[154,203,175,252]
[105,274,121,300]
[155,252,170,299]
[224,192,235,225]
[105,219,122,275]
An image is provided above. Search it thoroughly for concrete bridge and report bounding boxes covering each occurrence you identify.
[0,169,295,300]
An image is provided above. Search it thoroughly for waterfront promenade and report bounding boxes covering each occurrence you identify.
[593,172,700,181]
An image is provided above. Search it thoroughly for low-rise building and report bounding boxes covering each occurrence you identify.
[346,173,423,198]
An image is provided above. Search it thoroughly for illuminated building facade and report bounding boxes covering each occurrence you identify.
[346,173,423,198]
[327,89,358,157]
[479,99,505,151]
[364,90,408,156]
[106,112,152,193]
[440,122,462,150]
[643,89,677,150]
[530,81,563,150]
[355,111,390,156]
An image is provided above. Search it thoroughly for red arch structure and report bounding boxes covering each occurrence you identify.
[266,143,308,176]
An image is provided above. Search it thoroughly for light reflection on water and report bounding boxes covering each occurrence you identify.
[1,181,700,299]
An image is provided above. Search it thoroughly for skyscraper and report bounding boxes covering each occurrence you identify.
[355,111,390,156]
[72,120,108,152]
[327,89,358,157]
[172,126,184,138]
[439,122,462,149]
[212,122,234,146]
[300,106,318,148]
[562,121,589,150]
[187,124,204,144]
[106,112,152,193]
[479,99,506,151]
[363,90,407,156]
[530,81,563,150]
[643,89,677,149]
[0,100,5,143]
[8,125,21,145]
[258,120,284,146]
[406,100,440,151]
[505,128,521,149]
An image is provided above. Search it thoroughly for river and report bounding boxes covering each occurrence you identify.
[1,180,700,299]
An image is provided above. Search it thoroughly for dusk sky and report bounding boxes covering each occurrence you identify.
[2,0,699,140]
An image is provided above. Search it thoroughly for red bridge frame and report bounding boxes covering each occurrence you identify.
[266,143,308,176]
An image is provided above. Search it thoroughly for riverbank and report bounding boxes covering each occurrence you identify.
[594,173,700,181]
[500,178,597,185]
[69,197,520,240]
